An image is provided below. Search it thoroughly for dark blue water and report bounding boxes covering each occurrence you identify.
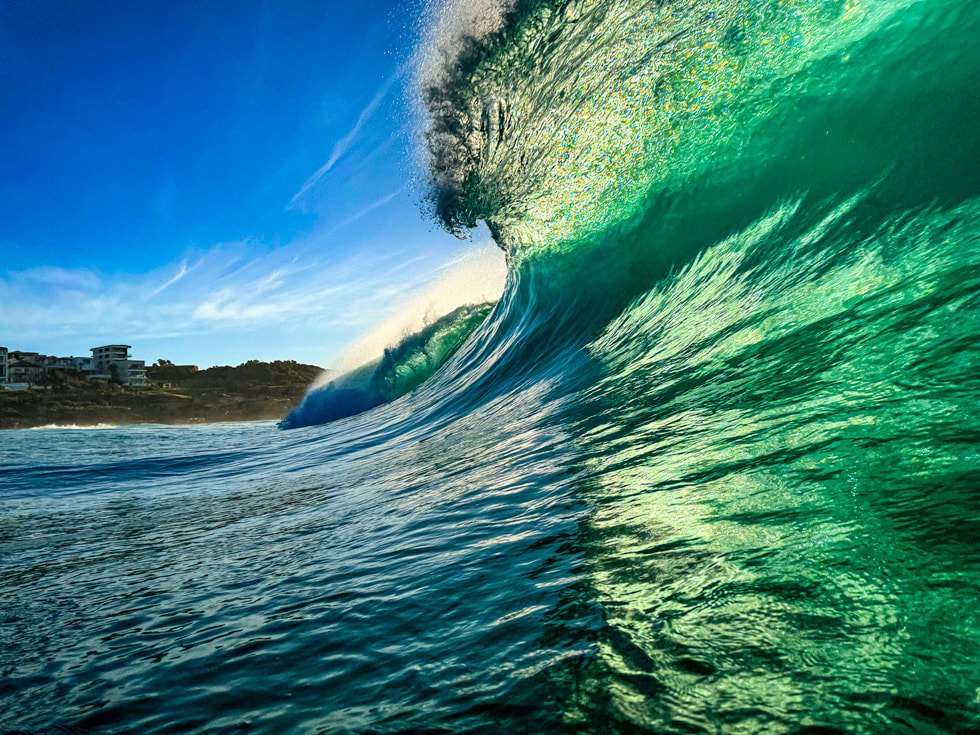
[0,411,590,733]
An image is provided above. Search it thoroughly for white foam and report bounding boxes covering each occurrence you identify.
[420,0,515,76]
[28,423,120,431]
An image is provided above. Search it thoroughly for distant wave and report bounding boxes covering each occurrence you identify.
[281,302,495,428]
[281,243,505,428]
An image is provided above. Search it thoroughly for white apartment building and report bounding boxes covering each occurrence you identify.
[90,344,147,386]
[0,345,148,387]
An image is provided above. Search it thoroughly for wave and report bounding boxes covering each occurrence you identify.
[280,301,496,428]
[288,0,980,434]
[288,7,980,725]
[394,0,980,728]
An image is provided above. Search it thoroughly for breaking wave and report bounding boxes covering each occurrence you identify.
[291,0,980,728]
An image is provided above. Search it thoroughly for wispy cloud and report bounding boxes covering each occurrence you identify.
[148,260,190,297]
[14,266,101,291]
[326,187,406,235]
[0,233,454,366]
[289,62,409,207]
[346,122,413,180]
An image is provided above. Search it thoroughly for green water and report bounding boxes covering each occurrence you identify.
[419,0,980,729]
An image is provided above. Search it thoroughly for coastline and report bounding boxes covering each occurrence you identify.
[0,360,321,430]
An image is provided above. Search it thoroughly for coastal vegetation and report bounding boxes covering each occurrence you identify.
[0,360,322,429]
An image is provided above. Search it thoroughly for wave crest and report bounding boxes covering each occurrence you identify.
[420,0,909,255]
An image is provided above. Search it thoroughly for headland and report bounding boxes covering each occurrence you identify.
[0,360,321,430]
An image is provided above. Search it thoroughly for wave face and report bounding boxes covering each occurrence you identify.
[4,0,980,733]
[415,0,980,728]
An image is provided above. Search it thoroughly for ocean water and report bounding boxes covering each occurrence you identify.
[4,0,980,732]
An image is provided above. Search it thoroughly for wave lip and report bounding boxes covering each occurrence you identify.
[420,0,912,256]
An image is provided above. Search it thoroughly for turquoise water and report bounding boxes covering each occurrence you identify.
[4,0,980,731]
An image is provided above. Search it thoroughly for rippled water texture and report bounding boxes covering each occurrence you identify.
[0,418,588,733]
[4,0,980,731]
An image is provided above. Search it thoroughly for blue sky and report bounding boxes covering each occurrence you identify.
[0,0,488,367]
